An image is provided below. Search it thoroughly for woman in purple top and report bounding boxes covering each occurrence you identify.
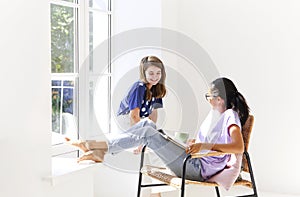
[67,77,249,184]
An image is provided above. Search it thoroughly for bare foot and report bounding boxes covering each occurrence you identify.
[65,137,90,152]
[77,150,106,163]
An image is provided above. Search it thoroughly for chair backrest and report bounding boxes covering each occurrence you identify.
[241,115,254,172]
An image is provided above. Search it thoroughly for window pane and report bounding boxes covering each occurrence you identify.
[90,76,109,136]
[89,11,108,72]
[63,87,74,114]
[51,80,76,134]
[52,80,61,86]
[63,80,74,87]
[89,0,108,11]
[51,4,75,73]
[52,87,61,133]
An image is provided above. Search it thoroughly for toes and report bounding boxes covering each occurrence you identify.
[65,137,71,141]
[77,151,103,163]
[77,154,92,163]
[65,139,89,152]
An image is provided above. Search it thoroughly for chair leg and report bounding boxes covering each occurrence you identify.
[215,186,221,197]
[244,152,258,197]
[137,146,147,197]
[181,154,192,197]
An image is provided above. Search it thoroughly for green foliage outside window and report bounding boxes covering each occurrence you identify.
[51,4,74,73]
[51,4,75,132]
[52,88,61,132]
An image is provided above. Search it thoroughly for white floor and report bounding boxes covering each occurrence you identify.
[260,192,300,197]
[147,186,300,197]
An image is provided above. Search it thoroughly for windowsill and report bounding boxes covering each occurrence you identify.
[51,132,78,156]
[44,157,102,186]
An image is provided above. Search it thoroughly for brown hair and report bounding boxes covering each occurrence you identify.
[210,77,250,126]
[139,56,167,100]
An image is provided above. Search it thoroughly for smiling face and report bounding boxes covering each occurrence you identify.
[145,65,162,87]
[139,56,166,88]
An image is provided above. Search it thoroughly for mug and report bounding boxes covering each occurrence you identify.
[175,132,189,143]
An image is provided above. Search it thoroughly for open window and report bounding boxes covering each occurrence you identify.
[50,0,111,157]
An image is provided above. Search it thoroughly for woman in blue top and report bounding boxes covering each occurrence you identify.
[117,56,166,197]
[117,55,167,126]
[67,77,249,189]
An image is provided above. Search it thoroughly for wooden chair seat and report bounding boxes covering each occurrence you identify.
[141,166,253,189]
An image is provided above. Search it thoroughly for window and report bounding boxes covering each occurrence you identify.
[50,0,111,156]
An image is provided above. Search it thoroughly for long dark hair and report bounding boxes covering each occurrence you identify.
[210,77,250,126]
[139,56,167,100]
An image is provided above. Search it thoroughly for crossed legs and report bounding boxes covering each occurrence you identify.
[65,137,108,162]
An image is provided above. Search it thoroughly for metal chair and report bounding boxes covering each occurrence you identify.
[137,115,258,197]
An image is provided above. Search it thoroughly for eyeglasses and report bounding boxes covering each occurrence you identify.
[205,93,218,101]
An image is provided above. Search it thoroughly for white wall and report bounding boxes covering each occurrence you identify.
[162,0,300,195]
[0,1,95,197]
[0,1,51,196]
[113,0,162,34]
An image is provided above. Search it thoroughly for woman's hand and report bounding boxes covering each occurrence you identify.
[186,125,245,154]
[133,145,144,154]
[186,143,202,154]
[186,142,214,154]
[187,139,195,146]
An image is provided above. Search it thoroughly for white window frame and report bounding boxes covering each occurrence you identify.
[51,0,112,157]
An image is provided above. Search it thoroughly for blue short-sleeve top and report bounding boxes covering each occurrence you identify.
[117,81,163,118]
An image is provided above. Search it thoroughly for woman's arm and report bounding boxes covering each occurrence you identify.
[187,125,244,154]
[148,109,158,123]
[129,108,141,126]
